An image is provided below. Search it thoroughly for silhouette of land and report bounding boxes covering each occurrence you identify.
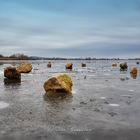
[0,53,140,60]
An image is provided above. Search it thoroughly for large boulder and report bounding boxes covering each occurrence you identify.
[120,62,128,71]
[16,63,32,73]
[4,67,21,80]
[65,63,73,70]
[44,74,73,97]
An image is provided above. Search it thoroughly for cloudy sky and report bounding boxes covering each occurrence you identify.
[0,0,140,58]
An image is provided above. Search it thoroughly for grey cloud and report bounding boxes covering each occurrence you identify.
[24,42,140,58]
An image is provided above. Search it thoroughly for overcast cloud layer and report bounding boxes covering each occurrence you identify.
[0,0,140,58]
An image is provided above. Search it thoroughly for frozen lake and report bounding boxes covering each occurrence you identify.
[0,60,140,139]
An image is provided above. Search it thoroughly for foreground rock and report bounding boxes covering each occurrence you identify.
[4,67,21,80]
[120,62,128,71]
[81,63,86,67]
[44,74,73,97]
[47,62,51,68]
[65,63,73,70]
[16,63,32,73]
[130,67,138,79]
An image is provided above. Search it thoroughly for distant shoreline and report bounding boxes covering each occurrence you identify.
[0,57,140,60]
[0,54,140,60]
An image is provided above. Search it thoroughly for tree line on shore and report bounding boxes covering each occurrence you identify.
[0,54,29,60]
[0,53,140,60]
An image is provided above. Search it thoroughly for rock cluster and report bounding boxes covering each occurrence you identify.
[4,63,32,83]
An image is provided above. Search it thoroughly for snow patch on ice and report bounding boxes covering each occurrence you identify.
[109,104,120,107]
[0,101,9,109]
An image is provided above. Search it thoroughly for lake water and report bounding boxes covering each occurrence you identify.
[0,60,140,139]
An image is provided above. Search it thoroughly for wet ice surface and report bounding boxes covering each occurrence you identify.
[0,101,9,109]
[0,60,140,139]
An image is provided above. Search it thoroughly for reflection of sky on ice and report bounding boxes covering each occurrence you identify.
[0,59,140,134]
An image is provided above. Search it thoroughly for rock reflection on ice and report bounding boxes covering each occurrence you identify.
[0,70,3,75]
[109,104,120,107]
[0,101,9,109]
[120,74,129,81]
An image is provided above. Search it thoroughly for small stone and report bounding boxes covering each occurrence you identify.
[34,68,39,70]
[130,67,138,75]
[104,101,109,104]
[47,62,51,68]
[80,101,87,105]
[29,111,32,114]
[136,62,139,65]
[126,100,132,105]
[130,67,138,79]
[72,108,76,111]
[65,63,73,70]
[94,108,100,112]
[108,112,117,117]
[90,99,96,102]
[81,63,86,67]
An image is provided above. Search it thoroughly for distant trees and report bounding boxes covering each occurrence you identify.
[0,54,3,57]
[9,53,29,60]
